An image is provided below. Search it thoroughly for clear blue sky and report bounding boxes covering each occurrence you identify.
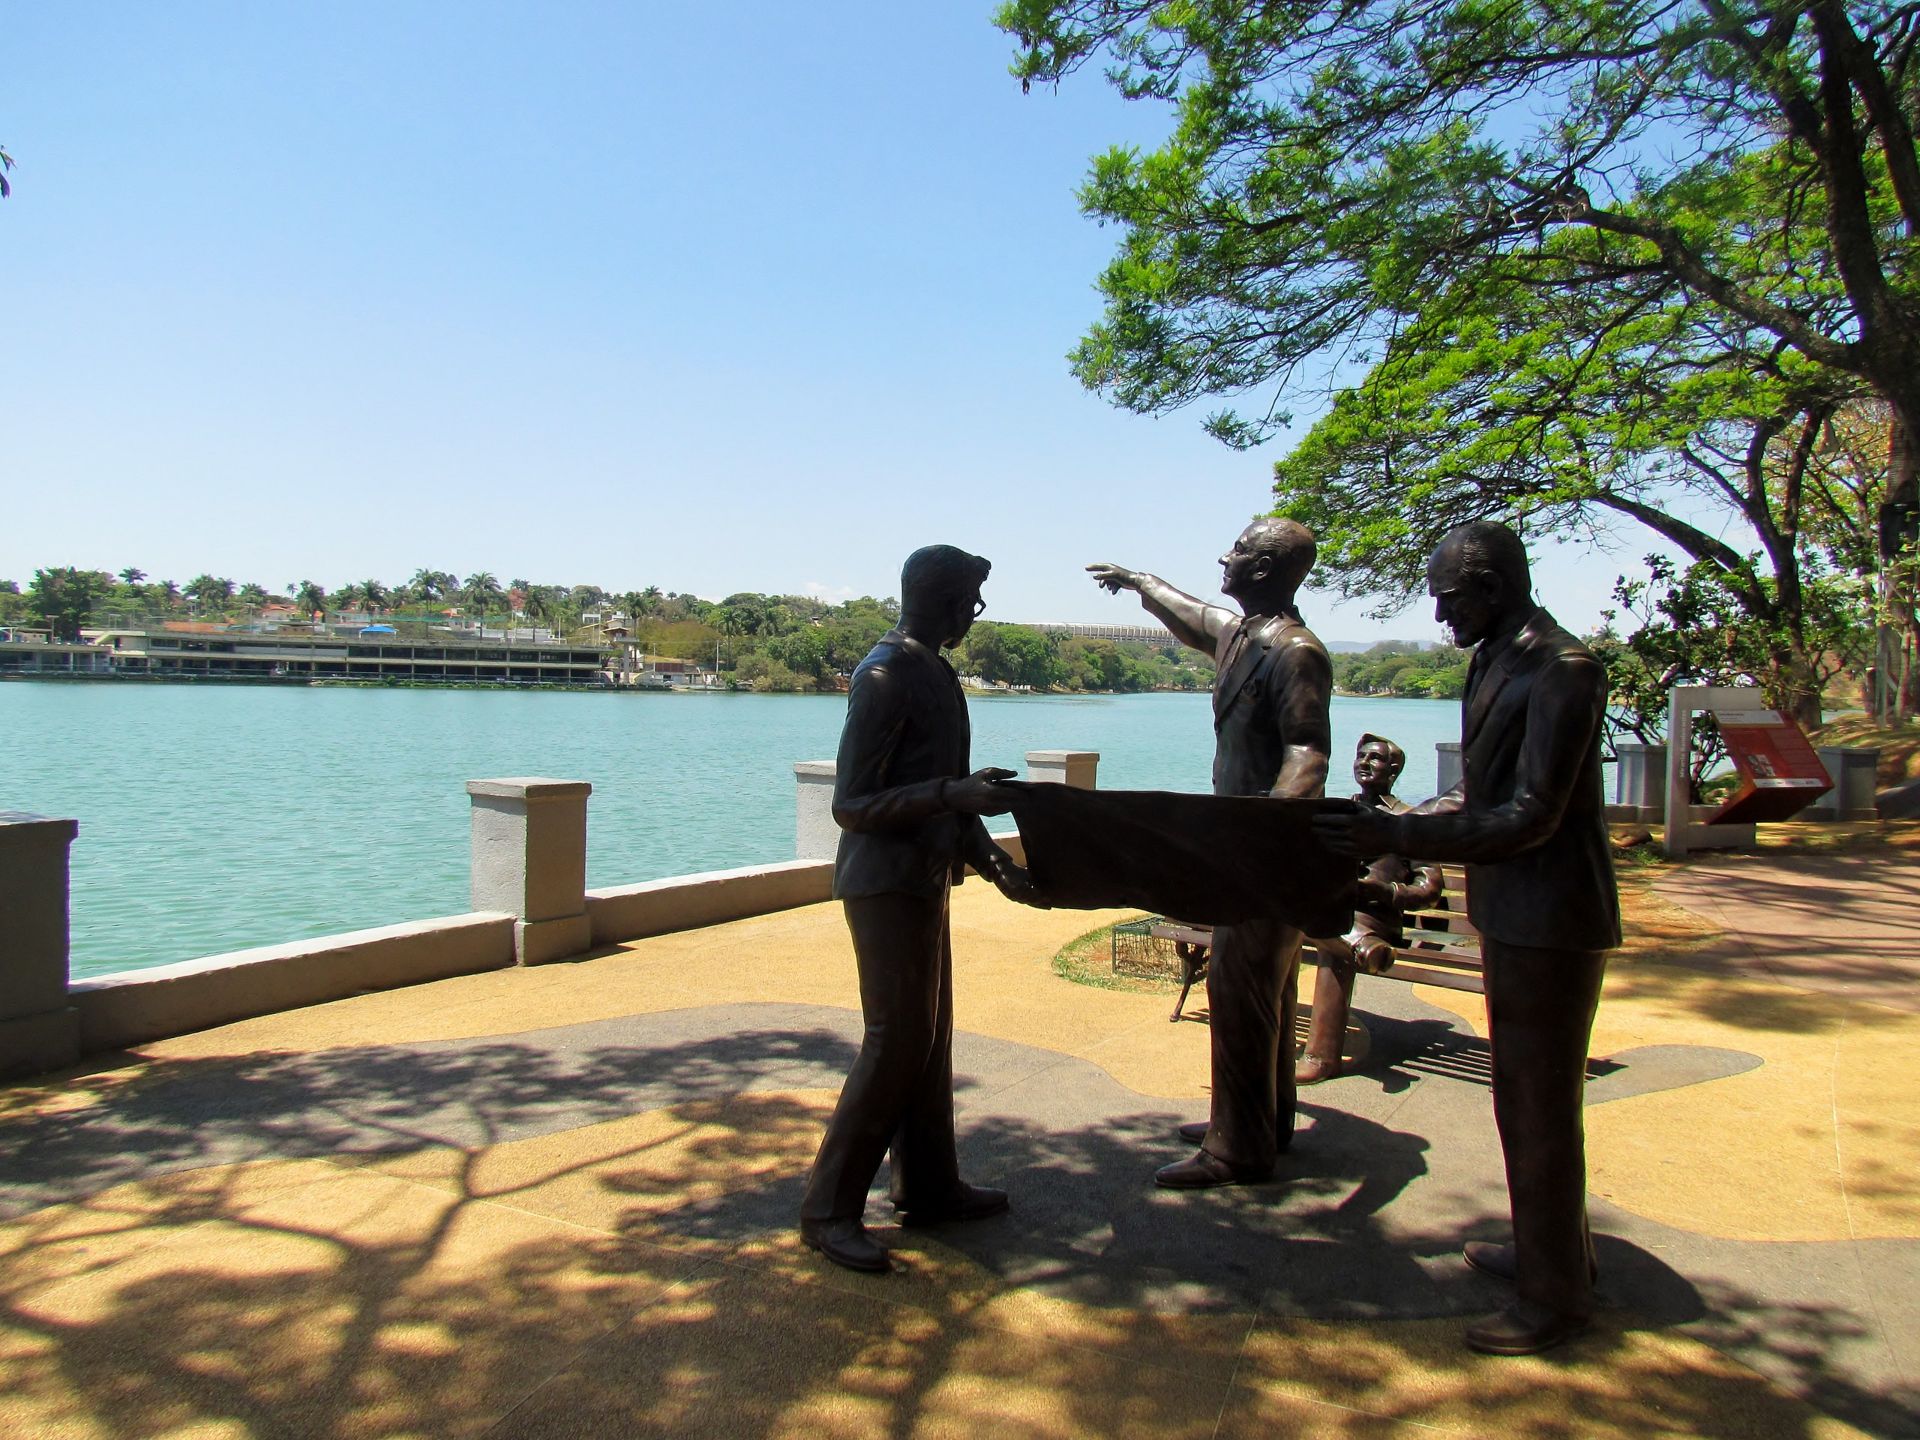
[3,2,1676,643]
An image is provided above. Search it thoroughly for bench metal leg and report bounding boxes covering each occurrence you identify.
[1171,977,1195,1022]
[1171,942,1209,1022]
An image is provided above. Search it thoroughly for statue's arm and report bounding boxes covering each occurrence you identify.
[830,664,948,832]
[1269,639,1333,800]
[1391,654,1605,863]
[1086,564,1231,656]
[1407,781,1468,817]
[1393,860,1446,912]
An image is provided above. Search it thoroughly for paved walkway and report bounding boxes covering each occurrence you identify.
[3,845,1918,1438]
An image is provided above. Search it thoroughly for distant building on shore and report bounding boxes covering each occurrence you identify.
[79,627,611,685]
[1025,621,1179,647]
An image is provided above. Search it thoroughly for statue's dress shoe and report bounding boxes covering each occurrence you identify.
[1294,1054,1341,1086]
[1176,1120,1291,1152]
[1154,1149,1271,1189]
[1464,1302,1588,1356]
[893,1182,1009,1226]
[800,1217,891,1273]
[1463,1241,1598,1286]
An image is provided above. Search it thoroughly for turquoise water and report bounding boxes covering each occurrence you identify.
[1,683,1458,978]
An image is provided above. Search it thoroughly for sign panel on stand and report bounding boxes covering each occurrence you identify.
[1705,709,1833,825]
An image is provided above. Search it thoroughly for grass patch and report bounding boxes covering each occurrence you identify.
[1051,916,1187,994]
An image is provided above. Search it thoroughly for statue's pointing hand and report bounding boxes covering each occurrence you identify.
[1087,563,1143,595]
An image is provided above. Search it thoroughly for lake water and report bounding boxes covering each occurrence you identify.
[2,683,1460,978]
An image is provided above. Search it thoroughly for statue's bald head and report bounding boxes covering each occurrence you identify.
[1434,521,1531,594]
[1428,521,1533,647]
[1242,518,1317,594]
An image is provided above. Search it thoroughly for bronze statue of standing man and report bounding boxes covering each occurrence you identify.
[1315,521,1620,1356]
[799,544,1038,1274]
[1090,518,1333,1187]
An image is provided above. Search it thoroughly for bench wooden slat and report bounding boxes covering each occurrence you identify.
[1382,962,1486,993]
[1404,910,1479,936]
[1142,867,1483,1021]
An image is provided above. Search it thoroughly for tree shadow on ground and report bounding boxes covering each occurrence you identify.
[1,1024,1912,1438]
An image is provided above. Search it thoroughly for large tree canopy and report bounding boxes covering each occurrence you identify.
[1001,0,1920,708]
[1001,0,1918,442]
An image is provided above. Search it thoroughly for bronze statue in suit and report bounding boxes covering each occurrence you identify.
[1297,734,1444,1086]
[799,544,1038,1274]
[1089,518,1333,1188]
[1315,521,1620,1356]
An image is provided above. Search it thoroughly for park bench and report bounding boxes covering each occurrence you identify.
[1147,866,1481,1022]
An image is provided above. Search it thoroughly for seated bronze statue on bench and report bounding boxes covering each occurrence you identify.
[1297,733,1443,1085]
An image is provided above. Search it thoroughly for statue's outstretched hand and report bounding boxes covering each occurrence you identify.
[1311,805,1396,859]
[1086,563,1143,595]
[945,767,1018,817]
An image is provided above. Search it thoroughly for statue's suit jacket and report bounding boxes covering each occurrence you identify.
[1410,606,1620,950]
[1211,615,1327,798]
[831,630,994,901]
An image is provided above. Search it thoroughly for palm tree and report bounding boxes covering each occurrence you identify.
[237,582,270,609]
[359,580,389,615]
[333,582,366,615]
[523,586,554,637]
[118,567,146,587]
[405,568,458,606]
[184,574,235,616]
[294,580,327,621]
[462,572,502,637]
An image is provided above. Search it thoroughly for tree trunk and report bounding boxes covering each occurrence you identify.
[1880,415,1920,720]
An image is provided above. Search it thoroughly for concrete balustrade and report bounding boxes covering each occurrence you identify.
[17,719,1884,1082]
[1435,742,1462,795]
[589,861,834,944]
[793,761,838,862]
[1806,747,1881,822]
[1613,742,1668,823]
[791,749,1089,867]
[1026,750,1100,789]
[0,813,81,1080]
[468,777,593,964]
[71,915,516,1053]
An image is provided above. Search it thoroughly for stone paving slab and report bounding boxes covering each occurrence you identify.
[1656,849,1920,1012]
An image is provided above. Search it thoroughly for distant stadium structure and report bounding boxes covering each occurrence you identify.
[1024,621,1179,647]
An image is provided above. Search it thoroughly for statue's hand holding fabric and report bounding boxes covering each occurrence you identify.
[1311,804,1399,860]
[979,846,1049,909]
[943,767,1019,817]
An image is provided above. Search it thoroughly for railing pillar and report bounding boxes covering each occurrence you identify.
[1806,747,1881,822]
[1613,742,1668,822]
[0,812,81,1079]
[794,761,839,861]
[1435,741,1462,795]
[467,778,592,965]
[1027,750,1100,789]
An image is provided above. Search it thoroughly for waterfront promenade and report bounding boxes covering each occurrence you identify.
[3,837,1917,1438]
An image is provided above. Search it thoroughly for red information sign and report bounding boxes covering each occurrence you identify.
[1705,709,1833,825]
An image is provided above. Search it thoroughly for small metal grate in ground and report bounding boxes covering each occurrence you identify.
[1110,916,1185,980]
